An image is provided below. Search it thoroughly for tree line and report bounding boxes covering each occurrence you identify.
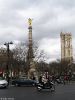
[0,42,75,77]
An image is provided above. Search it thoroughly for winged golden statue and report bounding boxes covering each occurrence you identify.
[28,18,32,26]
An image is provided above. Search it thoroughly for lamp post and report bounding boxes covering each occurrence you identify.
[4,42,13,84]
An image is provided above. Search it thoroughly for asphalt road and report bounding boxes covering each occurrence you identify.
[0,83,75,100]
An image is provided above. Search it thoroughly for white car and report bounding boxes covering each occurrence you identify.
[0,77,8,88]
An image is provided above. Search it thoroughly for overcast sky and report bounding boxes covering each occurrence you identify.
[0,0,75,62]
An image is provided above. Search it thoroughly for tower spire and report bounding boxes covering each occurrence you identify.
[27,18,37,79]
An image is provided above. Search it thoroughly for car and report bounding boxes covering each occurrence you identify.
[0,77,8,88]
[12,78,38,87]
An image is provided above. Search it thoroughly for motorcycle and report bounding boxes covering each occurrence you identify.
[36,81,55,92]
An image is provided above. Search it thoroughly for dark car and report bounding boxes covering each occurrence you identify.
[12,78,38,86]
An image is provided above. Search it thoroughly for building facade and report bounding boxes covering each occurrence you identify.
[60,32,73,63]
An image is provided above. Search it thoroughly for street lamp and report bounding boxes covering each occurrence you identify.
[4,42,13,84]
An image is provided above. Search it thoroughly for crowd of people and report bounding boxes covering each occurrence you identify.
[38,72,74,86]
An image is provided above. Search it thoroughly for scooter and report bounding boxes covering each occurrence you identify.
[37,81,55,92]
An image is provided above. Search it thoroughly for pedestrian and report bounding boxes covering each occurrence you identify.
[33,76,35,80]
[39,75,42,84]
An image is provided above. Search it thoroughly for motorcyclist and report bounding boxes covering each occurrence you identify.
[42,75,47,84]
[37,74,55,91]
[41,75,48,88]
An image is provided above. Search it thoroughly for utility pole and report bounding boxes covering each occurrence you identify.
[4,42,13,84]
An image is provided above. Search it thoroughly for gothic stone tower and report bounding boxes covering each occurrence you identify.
[60,32,73,63]
[27,18,36,79]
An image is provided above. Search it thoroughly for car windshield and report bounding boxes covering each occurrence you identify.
[18,78,33,81]
[0,77,4,80]
[17,78,26,81]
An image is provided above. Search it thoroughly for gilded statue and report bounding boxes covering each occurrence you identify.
[28,18,32,26]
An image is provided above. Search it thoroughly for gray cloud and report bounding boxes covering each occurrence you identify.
[0,0,75,61]
[0,0,75,39]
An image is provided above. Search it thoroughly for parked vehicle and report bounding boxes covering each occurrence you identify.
[0,77,8,88]
[37,81,55,91]
[12,78,38,86]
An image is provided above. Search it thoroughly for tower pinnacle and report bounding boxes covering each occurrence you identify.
[28,18,32,26]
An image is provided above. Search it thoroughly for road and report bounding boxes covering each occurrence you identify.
[0,83,75,100]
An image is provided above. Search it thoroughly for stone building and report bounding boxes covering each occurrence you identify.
[60,32,73,63]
